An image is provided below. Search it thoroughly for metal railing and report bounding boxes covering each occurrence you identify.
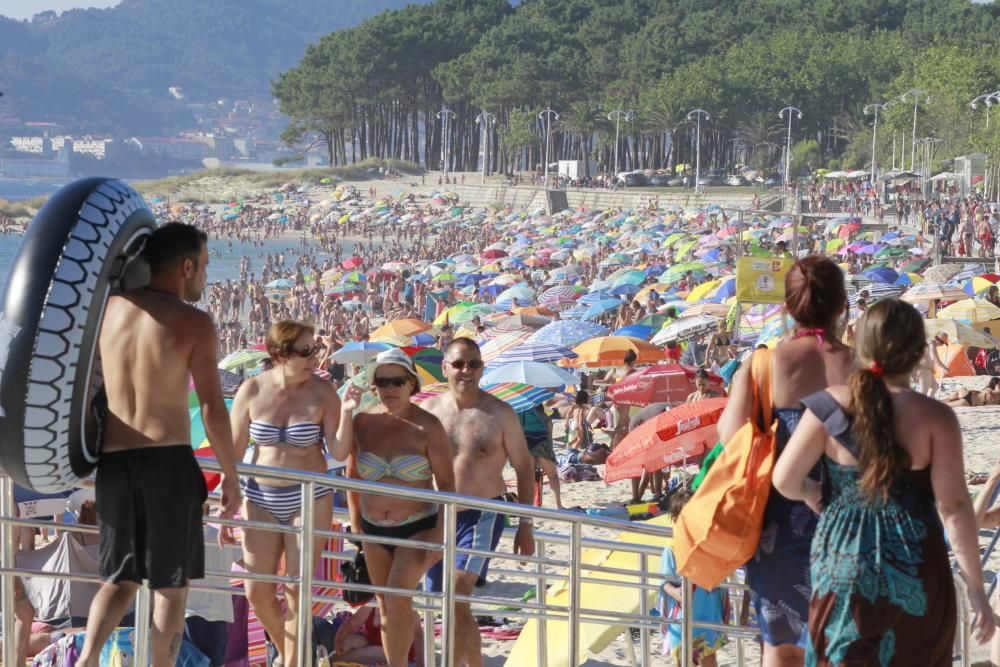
[0,458,980,666]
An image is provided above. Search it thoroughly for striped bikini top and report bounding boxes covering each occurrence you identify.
[356,452,431,483]
[249,421,323,448]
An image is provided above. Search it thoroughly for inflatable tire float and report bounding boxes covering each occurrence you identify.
[0,178,155,492]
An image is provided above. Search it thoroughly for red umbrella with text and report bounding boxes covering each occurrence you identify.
[604,398,727,484]
[606,364,724,407]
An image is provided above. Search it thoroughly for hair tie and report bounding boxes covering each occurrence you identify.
[869,361,884,377]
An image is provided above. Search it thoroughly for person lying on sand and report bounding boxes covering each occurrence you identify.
[942,377,1000,407]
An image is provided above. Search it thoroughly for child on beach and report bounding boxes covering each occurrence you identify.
[658,487,728,666]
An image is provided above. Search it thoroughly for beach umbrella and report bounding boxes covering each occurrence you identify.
[607,364,724,407]
[651,315,722,345]
[612,324,655,340]
[479,330,536,362]
[512,306,557,318]
[265,278,294,289]
[188,369,243,409]
[901,283,968,304]
[900,258,932,274]
[528,320,610,348]
[485,313,551,329]
[412,382,553,412]
[937,299,1000,322]
[565,336,661,368]
[331,341,394,365]
[433,302,499,326]
[481,248,508,259]
[495,285,536,306]
[604,398,728,483]
[371,318,435,339]
[218,349,269,373]
[582,298,625,321]
[399,346,446,383]
[491,341,578,365]
[923,320,1000,349]
[481,361,579,388]
[635,314,673,329]
[863,267,899,284]
[922,264,963,284]
[341,256,364,269]
[679,302,731,319]
[847,284,901,307]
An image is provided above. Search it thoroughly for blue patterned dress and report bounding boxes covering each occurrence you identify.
[802,390,955,666]
[744,407,818,647]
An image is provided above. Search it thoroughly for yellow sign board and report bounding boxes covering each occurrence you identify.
[735,257,794,304]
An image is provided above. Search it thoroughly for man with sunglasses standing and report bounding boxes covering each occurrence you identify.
[422,338,535,667]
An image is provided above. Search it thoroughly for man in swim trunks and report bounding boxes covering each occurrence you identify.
[422,338,535,667]
[77,223,241,667]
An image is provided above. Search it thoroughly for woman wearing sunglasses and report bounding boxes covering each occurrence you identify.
[338,348,455,667]
[228,319,346,667]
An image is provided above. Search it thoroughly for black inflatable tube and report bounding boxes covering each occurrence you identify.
[0,178,155,492]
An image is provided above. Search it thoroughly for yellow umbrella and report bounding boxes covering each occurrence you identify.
[905,272,924,285]
[826,238,844,252]
[563,336,661,368]
[636,283,670,302]
[685,279,722,303]
[937,299,1000,321]
[969,276,995,295]
[337,213,350,223]
[371,318,435,339]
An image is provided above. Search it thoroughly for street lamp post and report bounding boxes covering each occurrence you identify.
[436,108,455,181]
[778,106,802,195]
[863,102,889,183]
[475,111,496,185]
[608,108,636,178]
[686,108,710,193]
[900,89,929,172]
[971,91,1000,129]
[538,106,559,189]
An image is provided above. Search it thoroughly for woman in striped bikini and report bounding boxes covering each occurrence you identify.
[228,320,347,667]
[338,348,456,667]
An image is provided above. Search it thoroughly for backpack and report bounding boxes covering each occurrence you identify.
[672,349,776,590]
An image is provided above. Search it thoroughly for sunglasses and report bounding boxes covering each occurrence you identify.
[373,376,410,388]
[290,346,317,358]
[445,359,484,370]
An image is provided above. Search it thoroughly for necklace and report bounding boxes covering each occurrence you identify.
[792,327,827,347]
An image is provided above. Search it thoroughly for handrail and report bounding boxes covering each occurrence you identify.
[0,458,985,666]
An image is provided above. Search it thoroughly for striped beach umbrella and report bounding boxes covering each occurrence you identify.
[412,382,554,412]
[528,320,610,348]
[539,285,585,306]
[490,340,578,365]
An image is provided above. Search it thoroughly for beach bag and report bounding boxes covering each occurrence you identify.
[673,349,775,590]
[32,632,80,667]
[340,550,374,606]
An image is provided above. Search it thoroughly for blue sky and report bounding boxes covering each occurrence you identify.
[0,1,121,21]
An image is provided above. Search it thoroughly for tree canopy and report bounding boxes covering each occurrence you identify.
[275,0,1000,177]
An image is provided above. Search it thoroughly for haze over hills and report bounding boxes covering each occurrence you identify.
[0,0,436,134]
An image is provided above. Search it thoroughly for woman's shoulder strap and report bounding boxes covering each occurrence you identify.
[800,389,859,457]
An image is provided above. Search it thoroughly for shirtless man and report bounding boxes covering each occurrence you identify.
[77,223,240,667]
[422,338,535,667]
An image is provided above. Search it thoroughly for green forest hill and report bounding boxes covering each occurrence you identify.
[273,0,1000,180]
[0,0,434,134]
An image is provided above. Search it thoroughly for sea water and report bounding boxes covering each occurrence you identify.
[0,232,326,293]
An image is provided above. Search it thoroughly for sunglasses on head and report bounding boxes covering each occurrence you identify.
[374,376,410,388]
[290,346,317,358]
[446,359,484,370]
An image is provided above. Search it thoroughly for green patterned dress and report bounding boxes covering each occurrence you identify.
[801,390,955,667]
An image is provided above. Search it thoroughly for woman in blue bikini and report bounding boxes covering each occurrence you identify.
[338,348,455,667]
[228,319,346,667]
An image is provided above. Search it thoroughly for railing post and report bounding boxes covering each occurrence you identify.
[535,536,548,667]
[298,481,315,664]
[441,501,458,667]
[681,576,693,666]
[133,583,152,666]
[0,475,17,667]
[638,553,650,666]
[568,522,582,667]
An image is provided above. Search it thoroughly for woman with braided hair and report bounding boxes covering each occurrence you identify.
[774,299,994,665]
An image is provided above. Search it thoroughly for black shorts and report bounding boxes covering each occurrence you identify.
[96,445,207,589]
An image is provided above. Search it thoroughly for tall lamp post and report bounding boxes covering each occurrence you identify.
[686,108,710,193]
[778,106,802,195]
[436,108,455,181]
[863,102,889,183]
[608,108,636,177]
[538,106,559,188]
[475,111,496,185]
[900,89,929,172]
[971,91,1000,129]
